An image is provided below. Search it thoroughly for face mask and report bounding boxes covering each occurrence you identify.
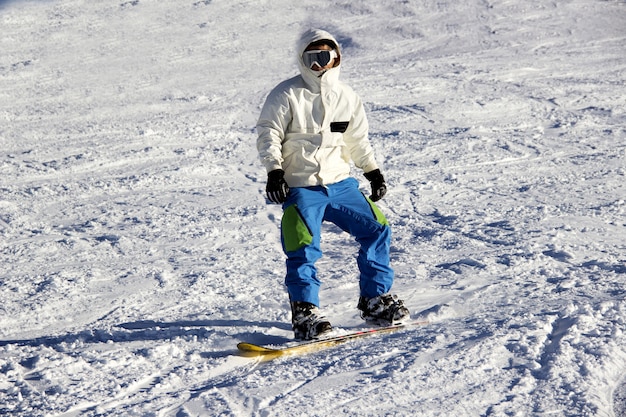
[312,68,329,77]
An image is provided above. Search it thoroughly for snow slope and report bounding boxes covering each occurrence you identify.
[1,0,625,415]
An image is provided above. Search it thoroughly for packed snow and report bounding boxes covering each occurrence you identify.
[1,0,625,415]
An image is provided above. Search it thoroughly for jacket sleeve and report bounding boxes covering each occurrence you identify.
[256,88,292,173]
[344,95,379,173]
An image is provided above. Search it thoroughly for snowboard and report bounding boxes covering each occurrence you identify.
[237,319,428,360]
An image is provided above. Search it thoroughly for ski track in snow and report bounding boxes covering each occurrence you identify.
[1,0,625,416]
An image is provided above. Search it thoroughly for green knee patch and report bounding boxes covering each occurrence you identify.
[366,197,389,227]
[282,205,313,252]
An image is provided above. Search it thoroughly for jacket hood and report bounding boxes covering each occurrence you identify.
[297,29,342,91]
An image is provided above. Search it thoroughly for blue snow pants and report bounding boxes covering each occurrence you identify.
[281,177,394,306]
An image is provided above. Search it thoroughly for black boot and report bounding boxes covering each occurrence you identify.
[357,294,410,326]
[291,301,332,340]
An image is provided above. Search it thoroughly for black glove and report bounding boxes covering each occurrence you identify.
[266,169,290,204]
[364,169,387,202]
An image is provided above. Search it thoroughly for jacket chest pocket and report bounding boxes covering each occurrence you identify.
[330,121,349,133]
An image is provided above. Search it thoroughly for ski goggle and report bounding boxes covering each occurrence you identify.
[302,49,337,69]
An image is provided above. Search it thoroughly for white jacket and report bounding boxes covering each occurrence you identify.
[256,29,379,188]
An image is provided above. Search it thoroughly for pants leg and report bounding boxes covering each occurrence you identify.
[281,186,328,306]
[322,178,395,298]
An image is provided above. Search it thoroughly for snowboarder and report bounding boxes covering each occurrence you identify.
[256,28,409,340]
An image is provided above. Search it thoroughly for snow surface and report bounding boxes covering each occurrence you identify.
[1,0,625,415]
